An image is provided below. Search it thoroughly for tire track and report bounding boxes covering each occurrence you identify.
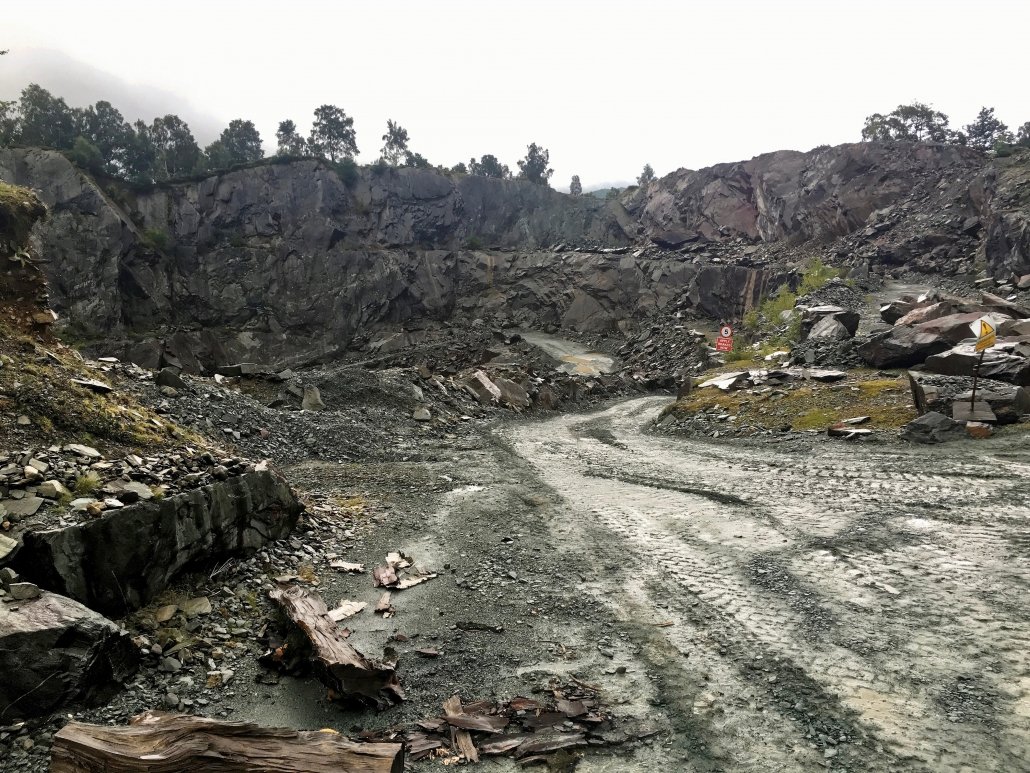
[508,397,1030,772]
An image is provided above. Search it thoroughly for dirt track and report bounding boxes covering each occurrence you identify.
[505,397,1030,771]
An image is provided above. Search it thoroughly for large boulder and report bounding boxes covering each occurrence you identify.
[807,315,851,341]
[858,327,953,368]
[14,470,302,615]
[922,344,1030,385]
[880,297,919,324]
[894,301,957,327]
[915,312,1011,344]
[801,305,860,338]
[0,589,137,718]
[900,412,967,443]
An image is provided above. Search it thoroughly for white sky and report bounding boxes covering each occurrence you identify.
[4,0,1028,191]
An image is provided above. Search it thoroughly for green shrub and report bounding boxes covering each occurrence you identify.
[142,227,169,251]
[798,257,841,295]
[331,158,359,188]
[74,471,101,495]
[465,235,485,250]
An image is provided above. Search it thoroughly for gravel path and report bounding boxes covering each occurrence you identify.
[508,397,1030,771]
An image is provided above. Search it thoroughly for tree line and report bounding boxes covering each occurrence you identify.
[861,102,1030,152]
[0,82,562,187]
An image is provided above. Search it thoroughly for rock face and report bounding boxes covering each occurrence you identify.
[4,143,1028,370]
[14,470,303,615]
[623,141,985,243]
[0,589,137,718]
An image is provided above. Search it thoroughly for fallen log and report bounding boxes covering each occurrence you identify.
[269,583,403,707]
[50,711,404,773]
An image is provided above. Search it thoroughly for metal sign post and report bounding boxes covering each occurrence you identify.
[970,319,996,412]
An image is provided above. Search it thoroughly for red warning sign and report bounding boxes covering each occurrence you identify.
[716,324,733,352]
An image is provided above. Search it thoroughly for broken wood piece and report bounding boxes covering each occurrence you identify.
[374,592,395,617]
[393,572,437,590]
[480,735,531,755]
[50,710,404,772]
[327,600,367,622]
[269,583,403,707]
[514,732,587,758]
[385,551,411,570]
[330,561,365,574]
[372,564,398,587]
[405,732,445,760]
[444,714,509,733]
[442,695,479,762]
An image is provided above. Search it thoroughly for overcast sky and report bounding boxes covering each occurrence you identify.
[3,0,1028,190]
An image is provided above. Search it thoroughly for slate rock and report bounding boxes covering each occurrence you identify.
[155,367,188,390]
[858,327,953,368]
[923,345,1030,385]
[0,590,137,718]
[14,471,303,615]
[2,496,43,517]
[900,411,967,444]
[807,316,851,341]
[301,385,325,411]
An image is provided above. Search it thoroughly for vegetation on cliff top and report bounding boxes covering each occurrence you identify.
[1,82,560,189]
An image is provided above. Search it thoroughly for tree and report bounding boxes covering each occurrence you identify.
[380,119,409,165]
[403,150,430,168]
[17,84,77,149]
[275,119,307,156]
[450,161,468,175]
[517,143,553,186]
[861,102,954,142]
[123,120,159,183]
[206,119,263,168]
[66,136,105,173]
[151,114,200,178]
[0,100,19,147]
[964,107,1013,151]
[308,104,357,162]
[468,154,510,178]
[569,175,582,195]
[78,101,131,174]
[637,164,655,186]
[1016,122,1030,148]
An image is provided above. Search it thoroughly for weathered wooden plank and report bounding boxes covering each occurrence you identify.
[50,711,403,773]
[269,583,403,707]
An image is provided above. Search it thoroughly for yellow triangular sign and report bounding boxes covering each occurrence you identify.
[975,319,996,352]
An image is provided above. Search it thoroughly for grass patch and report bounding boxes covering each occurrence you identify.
[741,258,843,347]
[74,471,102,495]
[669,368,916,433]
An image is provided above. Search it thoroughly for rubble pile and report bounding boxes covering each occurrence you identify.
[859,290,1030,382]
[362,683,647,765]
